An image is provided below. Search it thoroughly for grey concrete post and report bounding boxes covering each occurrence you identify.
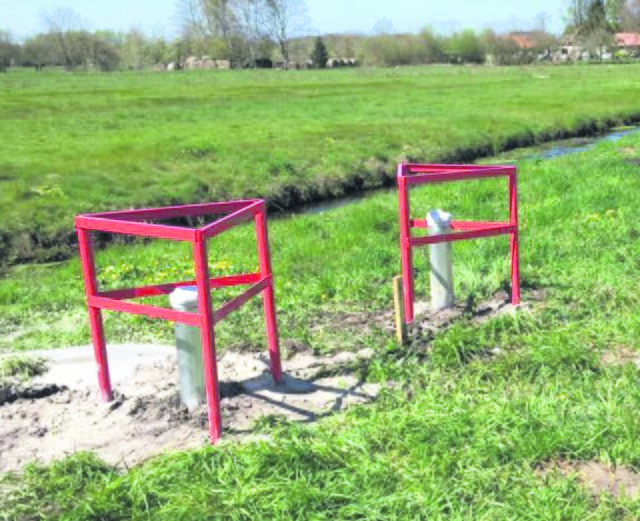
[169,287,206,410]
[427,210,454,310]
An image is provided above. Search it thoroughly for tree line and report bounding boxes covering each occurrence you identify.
[564,0,640,58]
[1,0,639,72]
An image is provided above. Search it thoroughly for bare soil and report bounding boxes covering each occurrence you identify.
[314,290,539,346]
[0,345,378,473]
[0,292,535,473]
[541,460,640,500]
[600,346,640,367]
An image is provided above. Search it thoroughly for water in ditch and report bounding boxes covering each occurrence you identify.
[291,126,639,216]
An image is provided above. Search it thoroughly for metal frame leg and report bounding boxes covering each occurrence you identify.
[509,173,521,305]
[398,174,415,324]
[76,228,112,402]
[193,236,222,443]
[255,207,283,383]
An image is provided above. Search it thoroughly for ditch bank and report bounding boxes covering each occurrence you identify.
[2,115,640,268]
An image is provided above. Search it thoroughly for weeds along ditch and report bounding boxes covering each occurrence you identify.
[1,129,640,355]
[2,64,640,264]
[1,134,640,518]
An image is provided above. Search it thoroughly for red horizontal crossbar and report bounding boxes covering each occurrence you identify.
[87,274,268,326]
[87,200,261,222]
[75,216,196,242]
[410,224,515,246]
[403,168,514,185]
[213,277,270,323]
[401,163,514,175]
[98,273,262,300]
[201,200,263,239]
[410,219,512,231]
[88,295,201,326]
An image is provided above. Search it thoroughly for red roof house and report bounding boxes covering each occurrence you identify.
[615,33,640,48]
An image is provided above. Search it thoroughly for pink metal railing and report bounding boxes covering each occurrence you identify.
[76,199,282,444]
[397,163,520,324]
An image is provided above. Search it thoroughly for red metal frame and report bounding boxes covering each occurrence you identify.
[397,164,520,324]
[75,199,282,444]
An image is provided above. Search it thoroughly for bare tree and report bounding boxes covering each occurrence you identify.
[41,7,88,69]
[263,0,309,65]
[0,30,18,72]
[122,28,148,70]
[234,0,267,65]
[180,0,238,57]
[620,0,640,30]
[566,0,590,30]
[535,11,551,32]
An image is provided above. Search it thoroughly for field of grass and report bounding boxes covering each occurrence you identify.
[1,129,640,518]
[1,64,640,264]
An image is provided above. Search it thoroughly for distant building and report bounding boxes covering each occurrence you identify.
[615,33,640,54]
[506,32,535,50]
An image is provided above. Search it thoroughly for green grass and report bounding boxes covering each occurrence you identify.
[2,112,640,519]
[2,64,640,263]
[0,354,47,382]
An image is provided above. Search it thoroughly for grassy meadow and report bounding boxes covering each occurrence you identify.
[1,64,640,264]
[2,64,640,518]
[2,124,640,518]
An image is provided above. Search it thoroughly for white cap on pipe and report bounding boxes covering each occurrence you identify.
[169,286,199,312]
[427,210,452,230]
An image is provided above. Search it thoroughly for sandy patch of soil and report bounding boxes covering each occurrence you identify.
[0,345,377,473]
[600,346,640,368]
[404,290,541,349]
[0,291,539,473]
[313,290,540,347]
[541,460,640,499]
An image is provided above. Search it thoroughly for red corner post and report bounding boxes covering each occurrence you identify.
[76,228,112,402]
[509,170,521,305]
[193,234,222,443]
[397,164,415,324]
[255,205,283,383]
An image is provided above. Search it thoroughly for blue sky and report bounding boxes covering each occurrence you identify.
[2,0,568,39]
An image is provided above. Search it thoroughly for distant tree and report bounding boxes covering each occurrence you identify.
[567,0,591,29]
[311,36,328,68]
[571,0,616,58]
[88,34,121,71]
[263,0,309,65]
[483,30,522,65]
[619,0,640,30]
[121,29,148,70]
[234,0,267,66]
[584,27,615,59]
[584,0,608,33]
[146,36,169,65]
[418,27,445,63]
[530,30,559,56]
[535,11,551,31]
[22,34,57,70]
[363,32,442,67]
[605,0,626,28]
[445,29,485,64]
[41,7,88,69]
[180,0,238,60]
[0,30,19,72]
[565,0,620,35]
